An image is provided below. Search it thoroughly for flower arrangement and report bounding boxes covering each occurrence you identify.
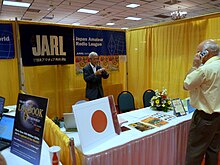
[150,88,173,112]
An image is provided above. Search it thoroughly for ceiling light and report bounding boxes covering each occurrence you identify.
[106,23,115,26]
[121,27,128,30]
[3,1,30,7]
[126,4,140,8]
[77,8,99,14]
[72,23,80,25]
[125,17,142,21]
[171,10,187,20]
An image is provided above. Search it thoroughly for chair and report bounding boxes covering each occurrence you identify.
[117,91,135,113]
[143,89,155,107]
[75,100,87,105]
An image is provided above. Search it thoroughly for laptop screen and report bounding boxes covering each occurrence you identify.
[0,96,5,115]
[0,115,15,141]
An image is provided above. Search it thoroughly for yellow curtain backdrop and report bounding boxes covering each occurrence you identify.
[44,116,82,165]
[126,13,220,109]
[126,28,152,108]
[23,62,126,118]
[0,59,19,105]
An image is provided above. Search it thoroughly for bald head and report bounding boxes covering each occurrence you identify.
[198,39,219,56]
[197,39,220,64]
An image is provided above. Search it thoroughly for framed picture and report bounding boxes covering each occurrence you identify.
[171,98,187,117]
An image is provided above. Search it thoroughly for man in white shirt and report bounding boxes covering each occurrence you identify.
[184,39,220,165]
[83,52,109,100]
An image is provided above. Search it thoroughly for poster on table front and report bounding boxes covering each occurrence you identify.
[19,24,74,66]
[74,28,126,74]
[0,23,15,59]
[11,93,48,165]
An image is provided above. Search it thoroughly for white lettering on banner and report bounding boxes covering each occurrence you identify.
[88,37,103,42]
[0,36,10,42]
[76,37,87,42]
[75,37,103,47]
[32,35,66,56]
[76,42,87,46]
[88,42,102,47]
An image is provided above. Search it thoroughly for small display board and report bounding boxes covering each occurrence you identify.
[171,98,186,117]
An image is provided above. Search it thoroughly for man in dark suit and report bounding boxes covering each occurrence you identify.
[83,52,109,100]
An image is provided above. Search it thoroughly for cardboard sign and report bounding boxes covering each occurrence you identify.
[72,95,120,153]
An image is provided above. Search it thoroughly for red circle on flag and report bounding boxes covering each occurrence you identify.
[91,110,107,133]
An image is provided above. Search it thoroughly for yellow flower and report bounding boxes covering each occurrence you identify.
[155,99,160,104]
[167,100,171,105]
[162,104,165,107]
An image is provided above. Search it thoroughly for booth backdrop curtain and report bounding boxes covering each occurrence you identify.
[1,14,220,118]
[0,59,19,105]
[23,61,126,118]
[126,13,220,108]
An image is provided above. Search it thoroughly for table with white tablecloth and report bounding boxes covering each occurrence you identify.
[64,107,193,165]
[1,140,54,165]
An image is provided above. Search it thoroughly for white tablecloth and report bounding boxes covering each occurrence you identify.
[63,107,193,165]
[1,141,52,165]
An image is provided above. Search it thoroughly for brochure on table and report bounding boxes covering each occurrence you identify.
[11,93,48,165]
[72,95,120,153]
[126,112,176,132]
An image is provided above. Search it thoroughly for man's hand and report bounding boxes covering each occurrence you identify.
[193,53,202,68]
[95,68,105,75]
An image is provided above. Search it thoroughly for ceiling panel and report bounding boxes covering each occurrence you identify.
[0,0,219,29]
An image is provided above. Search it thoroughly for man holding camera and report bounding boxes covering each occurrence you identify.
[83,52,109,100]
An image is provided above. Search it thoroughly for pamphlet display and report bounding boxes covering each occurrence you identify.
[141,117,168,127]
[11,93,48,165]
[72,95,120,153]
[126,112,176,132]
[172,98,187,116]
[150,113,176,121]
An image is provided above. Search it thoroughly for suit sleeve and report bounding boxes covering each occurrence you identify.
[101,70,109,79]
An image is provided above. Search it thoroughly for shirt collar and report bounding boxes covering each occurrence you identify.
[204,56,220,65]
[90,63,96,68]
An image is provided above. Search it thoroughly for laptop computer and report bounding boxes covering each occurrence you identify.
[0,114,15,151]
[63,113,77,132]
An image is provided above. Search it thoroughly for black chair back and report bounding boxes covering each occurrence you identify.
[117,91,135,113]
[143,89,155,107]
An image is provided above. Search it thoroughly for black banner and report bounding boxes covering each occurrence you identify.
[19,24,74,66]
